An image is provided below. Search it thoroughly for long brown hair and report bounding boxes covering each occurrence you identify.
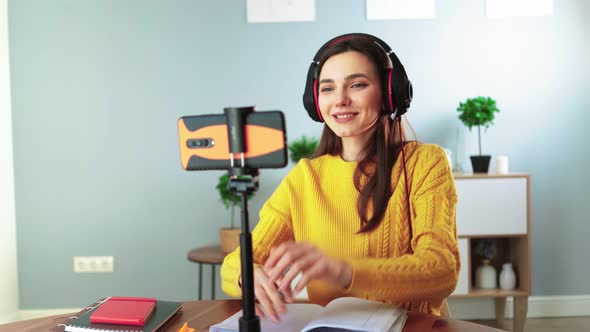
[311,37,409,233]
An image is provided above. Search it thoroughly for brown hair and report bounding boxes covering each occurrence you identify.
[311,37,410,233]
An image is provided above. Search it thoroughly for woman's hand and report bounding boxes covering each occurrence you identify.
[243,266,293,323]
[263,241,353,300]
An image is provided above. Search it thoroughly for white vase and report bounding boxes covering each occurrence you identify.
[475,259,497,289]
[499,263,517,290]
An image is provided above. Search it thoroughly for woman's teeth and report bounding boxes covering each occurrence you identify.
[335,114,355,119]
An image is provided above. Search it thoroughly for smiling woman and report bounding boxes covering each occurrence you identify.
[317,51,383,160]
[220,33,459,322]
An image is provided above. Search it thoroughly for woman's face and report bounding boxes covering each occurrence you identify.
[318,50,382,140]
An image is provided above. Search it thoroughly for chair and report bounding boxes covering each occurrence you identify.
[186,245,226,300]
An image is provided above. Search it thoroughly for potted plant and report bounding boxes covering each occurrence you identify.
[216,173,255,254]
[288,136,319,163]
[457,96,500,173]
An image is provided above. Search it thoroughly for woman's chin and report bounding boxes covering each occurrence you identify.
[329,128,352,138]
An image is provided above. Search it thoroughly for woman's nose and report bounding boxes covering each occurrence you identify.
[335,89,350,107]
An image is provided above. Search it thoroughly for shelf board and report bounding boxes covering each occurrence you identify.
[453,172,529,179]
[451,288,529,298]
[458,234,527,239]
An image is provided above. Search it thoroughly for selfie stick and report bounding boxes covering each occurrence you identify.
[224,106,261,332]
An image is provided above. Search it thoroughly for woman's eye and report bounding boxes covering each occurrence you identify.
[351,83,367,88]
[320,86,333,92]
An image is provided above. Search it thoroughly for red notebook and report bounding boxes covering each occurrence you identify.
[90,296,157,326]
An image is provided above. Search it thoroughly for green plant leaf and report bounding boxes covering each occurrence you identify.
[457,96,500,130]
[457,96,500,155]
[288,136,319,163]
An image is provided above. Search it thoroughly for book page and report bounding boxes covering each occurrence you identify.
[301,297,406,332]
[209,303,322,332]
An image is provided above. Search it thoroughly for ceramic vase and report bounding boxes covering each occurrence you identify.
[499,263,517,290]
[475,259,497,289]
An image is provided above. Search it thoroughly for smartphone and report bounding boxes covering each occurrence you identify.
[178,111,288,171]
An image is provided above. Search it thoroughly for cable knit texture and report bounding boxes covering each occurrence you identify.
[220,142,459,316]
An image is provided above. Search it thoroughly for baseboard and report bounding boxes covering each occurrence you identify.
[11,295,590,323]
[449,295,590,320]
[0,311,20,325]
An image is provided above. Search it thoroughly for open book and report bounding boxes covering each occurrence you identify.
[209,297,407,332]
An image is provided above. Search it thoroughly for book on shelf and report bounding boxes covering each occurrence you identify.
[58,297,182,332]
[209,297,407,332]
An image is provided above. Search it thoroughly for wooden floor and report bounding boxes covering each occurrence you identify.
[470,316,590,332]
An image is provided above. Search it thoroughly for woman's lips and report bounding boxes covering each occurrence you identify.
[332,112,358,123]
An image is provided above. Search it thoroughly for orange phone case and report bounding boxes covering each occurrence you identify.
[178,111,287,170]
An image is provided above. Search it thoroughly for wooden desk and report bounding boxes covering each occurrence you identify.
[187,245,226,300]
[0,300,505,332]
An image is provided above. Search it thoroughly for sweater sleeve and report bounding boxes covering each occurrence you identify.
[344,146,460,303]
[220,174,295,298]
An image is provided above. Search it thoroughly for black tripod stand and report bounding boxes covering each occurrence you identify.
[224,107,261,332]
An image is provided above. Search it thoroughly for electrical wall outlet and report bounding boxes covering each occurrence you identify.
[73,256,114,273]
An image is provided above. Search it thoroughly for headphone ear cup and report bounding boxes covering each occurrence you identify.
[302,63,324,122]
[394,78,412,116]
[387,67,412,117]
[381,68,395,116]
[403,79,413,110]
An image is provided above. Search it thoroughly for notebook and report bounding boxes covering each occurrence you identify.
[209,297,407,332]
[90,297,156,326]
[60,298,182,332]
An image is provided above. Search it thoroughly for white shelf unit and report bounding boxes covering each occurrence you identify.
[451,173,531,332]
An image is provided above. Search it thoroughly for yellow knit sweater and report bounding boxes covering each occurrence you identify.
[220,142,459,315]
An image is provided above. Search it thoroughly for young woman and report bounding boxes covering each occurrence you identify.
[220,33,459,322]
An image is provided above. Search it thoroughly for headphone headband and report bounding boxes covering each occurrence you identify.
[302,33,413,123]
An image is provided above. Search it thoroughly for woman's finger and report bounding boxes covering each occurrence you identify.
[293,258,340,293]
[293,264,318,294]
[281,285,295,303]
[262,279,287,315]
[277,252,317,291]
[268,243,311,282]
[254,268,284,322]
[255,304,266,320]
[264,241,292,270]
[273,275,295,303]
[254,281,278,322]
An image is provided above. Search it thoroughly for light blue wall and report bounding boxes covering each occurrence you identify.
[8,0,589,308]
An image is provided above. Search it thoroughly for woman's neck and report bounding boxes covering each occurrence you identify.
[340,130,374,161]
[339,116,405,161]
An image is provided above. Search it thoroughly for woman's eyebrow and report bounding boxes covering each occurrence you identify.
[319,73,369,84]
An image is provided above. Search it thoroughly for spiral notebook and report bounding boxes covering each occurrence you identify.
[57,298,182,332]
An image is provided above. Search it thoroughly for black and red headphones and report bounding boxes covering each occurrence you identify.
[302,33,413,123]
